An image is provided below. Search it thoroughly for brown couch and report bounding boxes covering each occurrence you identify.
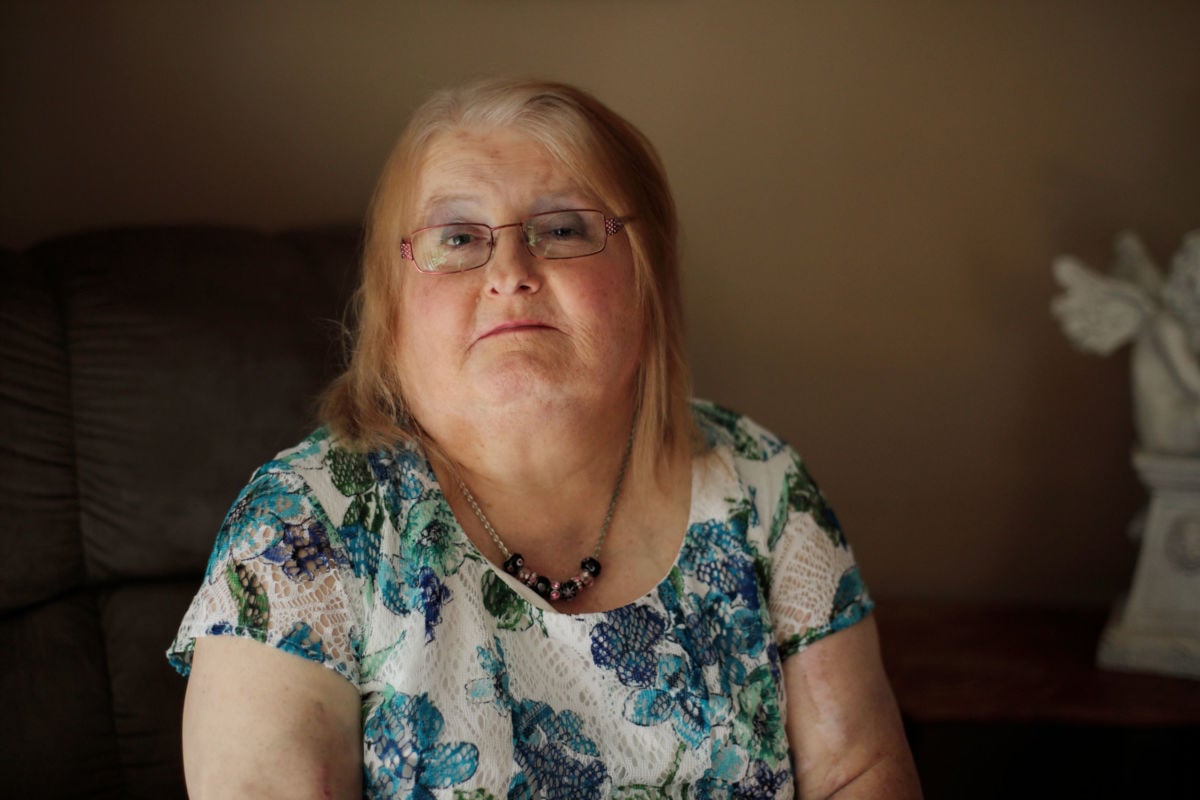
[0,225,360,798]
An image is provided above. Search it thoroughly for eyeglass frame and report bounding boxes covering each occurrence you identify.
[399,208,629,274]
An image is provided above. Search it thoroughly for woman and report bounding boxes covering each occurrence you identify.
[169,78,920,799]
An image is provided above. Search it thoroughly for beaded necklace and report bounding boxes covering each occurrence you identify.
[457,428,634,602]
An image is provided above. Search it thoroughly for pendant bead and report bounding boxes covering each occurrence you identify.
[457,423,633,605]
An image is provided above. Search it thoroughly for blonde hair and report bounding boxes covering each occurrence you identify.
[320,77,693,477]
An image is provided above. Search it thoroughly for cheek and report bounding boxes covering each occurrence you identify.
[403,279,473,333]
[571,270,643,353]
[396,281,459,376]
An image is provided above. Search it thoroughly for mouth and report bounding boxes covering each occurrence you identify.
[474,320,556,345]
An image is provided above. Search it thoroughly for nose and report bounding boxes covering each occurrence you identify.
[486,223,541,295]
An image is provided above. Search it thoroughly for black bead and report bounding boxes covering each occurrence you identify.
[559,580,579,599]
[581,557,601,577]
[503,553,525,575]
[533,576,552,597]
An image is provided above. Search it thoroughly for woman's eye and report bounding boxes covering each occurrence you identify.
[534,214,588,239]
[439,228,480,248]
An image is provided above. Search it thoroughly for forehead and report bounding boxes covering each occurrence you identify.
[414,127,592,219]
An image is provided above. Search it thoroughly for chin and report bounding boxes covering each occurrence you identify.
[481,373,569,409]
[480,368,607,417]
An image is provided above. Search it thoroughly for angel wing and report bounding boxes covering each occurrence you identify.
[1111,230,1163,297]
[1163,230,1200,334]
[1051,256,1156,355]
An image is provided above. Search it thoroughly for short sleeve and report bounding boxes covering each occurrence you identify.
[166,463,363,684]
[766,449,873,659]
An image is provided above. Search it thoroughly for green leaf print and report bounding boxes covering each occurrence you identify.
[667,565,686,601]
[481,571,538,632]
[453,790,500,800]
[754,554,772,600]
[403,498,468,576]
[369,495,386,534]
[726,494,756,536]
[778,626,828,659]
[360,633,407,683]
[224,562,269,640]
[611,788,670,800]
[325,445,375,496]
[731,665,787,763]
[612,742,687,799]
[344,495,366,527]
[784,456,846,548]
[343,491,385,535]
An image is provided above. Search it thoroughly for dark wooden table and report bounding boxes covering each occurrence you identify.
[874,601,1200,798]
[876,600,1200,726]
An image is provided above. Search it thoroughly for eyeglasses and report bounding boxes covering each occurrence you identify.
[400,208,628,274]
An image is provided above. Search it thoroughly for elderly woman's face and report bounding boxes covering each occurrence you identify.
[396,127,642,429]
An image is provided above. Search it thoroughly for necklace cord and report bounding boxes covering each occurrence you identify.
[455,424,635,598]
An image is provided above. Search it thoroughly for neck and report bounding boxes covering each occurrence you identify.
[417,394,693,611]
[431,392,634,483]
[457,417,634,601]
[427,400,643,563]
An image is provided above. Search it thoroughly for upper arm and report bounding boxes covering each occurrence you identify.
[182,636,362,800]
[783,616,921,799]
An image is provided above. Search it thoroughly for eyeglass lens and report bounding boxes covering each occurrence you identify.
[412,209,610,273]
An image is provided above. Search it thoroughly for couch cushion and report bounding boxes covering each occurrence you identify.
[101,581,197,798]
[30,227,358,583]
[0,247,82,610]
[2,226,362,798]
[0,591,125,798]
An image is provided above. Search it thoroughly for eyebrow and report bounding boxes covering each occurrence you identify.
[422,194,478,210]
[418,191,599,225]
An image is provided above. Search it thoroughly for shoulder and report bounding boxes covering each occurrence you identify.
[217,429,433,561]
[689,398,845,548]
[248,427,434,505]
[223,428,352,533]
[690,398,790,463]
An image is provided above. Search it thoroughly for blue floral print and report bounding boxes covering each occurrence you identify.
[168,400,875,797]
[589,604,667,687]
[732,759,792,799]
[378,556,453,643]
[259,517,347,581]
[625,653,730,748]
[678,498,763,611]
[412,565,453,643]
[278,621,325,662]
[363,691,478,799]
[205,470,310,570]
[694,738,749,798]
[468,638,609,799]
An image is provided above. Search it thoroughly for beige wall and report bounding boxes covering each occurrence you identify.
[5,1,1199,606]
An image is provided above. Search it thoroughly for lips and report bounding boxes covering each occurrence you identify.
[474,319,556,345]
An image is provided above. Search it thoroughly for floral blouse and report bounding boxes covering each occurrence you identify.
[168,400,873,799]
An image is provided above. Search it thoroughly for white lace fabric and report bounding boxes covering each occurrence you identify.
[168,400,873,797]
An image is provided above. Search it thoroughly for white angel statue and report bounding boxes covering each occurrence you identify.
[1052,230,1200,455]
